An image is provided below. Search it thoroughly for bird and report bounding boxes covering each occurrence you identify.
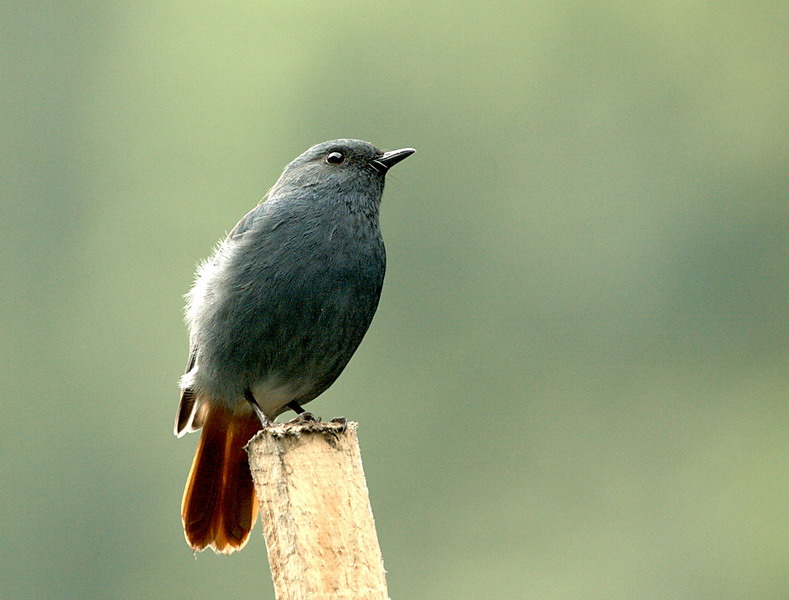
[174,139,415,554]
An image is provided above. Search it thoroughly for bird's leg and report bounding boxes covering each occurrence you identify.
[244,388,272,428]
[286,400,305,415]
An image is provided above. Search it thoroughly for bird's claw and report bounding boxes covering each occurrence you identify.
[286,411,320,425]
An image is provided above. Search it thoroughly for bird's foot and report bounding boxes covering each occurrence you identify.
[285,411,320,425]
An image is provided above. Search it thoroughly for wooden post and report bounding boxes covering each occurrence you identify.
[246,420,389,600]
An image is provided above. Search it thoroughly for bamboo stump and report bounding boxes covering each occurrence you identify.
[246,420,389,600]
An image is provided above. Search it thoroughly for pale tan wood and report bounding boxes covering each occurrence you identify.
[247,420,389,600]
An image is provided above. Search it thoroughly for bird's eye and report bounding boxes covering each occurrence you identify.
[326,151,345,165]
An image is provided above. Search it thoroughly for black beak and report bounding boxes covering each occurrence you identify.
[370,147,416,173]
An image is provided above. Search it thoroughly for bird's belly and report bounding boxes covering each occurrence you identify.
[249,376,316,417]
[192,260,381,411]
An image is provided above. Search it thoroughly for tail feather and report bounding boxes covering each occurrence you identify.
[174,387,198,437]
[181,404,261,553]
[175,351,199,437]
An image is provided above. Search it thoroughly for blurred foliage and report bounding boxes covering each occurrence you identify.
[2,2,787,599]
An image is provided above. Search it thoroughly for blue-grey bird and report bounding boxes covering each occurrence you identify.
[174,139,415,553]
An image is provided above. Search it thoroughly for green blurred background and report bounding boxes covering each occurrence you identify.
[2,2,787,598]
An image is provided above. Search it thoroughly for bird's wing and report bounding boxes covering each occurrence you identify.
[227,192,271,239]
[175,195,270,435]
[227,206,258,239]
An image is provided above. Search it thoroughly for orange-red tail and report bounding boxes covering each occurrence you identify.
[181,404,261,554]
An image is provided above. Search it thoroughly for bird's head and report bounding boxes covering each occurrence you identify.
[270,139,415,207]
